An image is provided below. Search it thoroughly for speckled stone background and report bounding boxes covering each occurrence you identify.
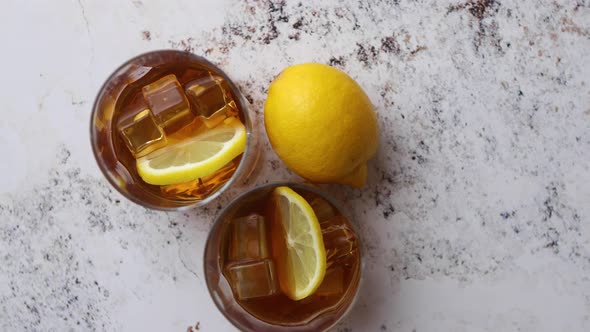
[1,0,589,331]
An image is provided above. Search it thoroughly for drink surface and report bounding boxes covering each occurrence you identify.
[92,51,248,207]
[215,186,361,328]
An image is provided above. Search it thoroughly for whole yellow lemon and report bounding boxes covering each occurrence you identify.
[264,63,379,188]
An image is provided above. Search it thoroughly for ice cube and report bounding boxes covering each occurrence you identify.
[142,74,194,133]
[226,259,278,300]
[308,196,336,223]
[227,214,269,262]
[315,266,344,297]
[321,216,357,267]
[185,74,238,128]
[117,108,167,158]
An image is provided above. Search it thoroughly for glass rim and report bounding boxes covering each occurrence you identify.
[203,181,364,331]
[89,49,253,211]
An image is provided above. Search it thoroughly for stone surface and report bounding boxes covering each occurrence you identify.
[1,0,589,331]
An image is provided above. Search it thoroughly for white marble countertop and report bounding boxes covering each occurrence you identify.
[1,0,589,331]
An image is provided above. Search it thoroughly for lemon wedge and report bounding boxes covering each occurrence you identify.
[271,186,326,300]
[136,117,246,185]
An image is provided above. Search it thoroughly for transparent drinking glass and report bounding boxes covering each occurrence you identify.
[204,182,363,332]
[90,50,258,210]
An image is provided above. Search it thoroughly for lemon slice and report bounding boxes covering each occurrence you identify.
[136,117,246,185]
[271,186,326,300]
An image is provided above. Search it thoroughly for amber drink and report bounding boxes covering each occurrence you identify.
[91,51,254,209]
[204,183,362,331]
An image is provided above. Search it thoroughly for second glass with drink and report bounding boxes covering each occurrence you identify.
[205,183,362,331]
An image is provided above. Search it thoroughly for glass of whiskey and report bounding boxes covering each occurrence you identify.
[204,183,362,331]
[90,50,257,209]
